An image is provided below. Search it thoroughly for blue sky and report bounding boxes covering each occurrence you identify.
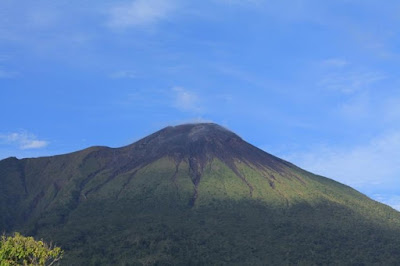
[1,0,400,210]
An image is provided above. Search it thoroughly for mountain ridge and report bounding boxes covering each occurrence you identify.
[1,123,400,264]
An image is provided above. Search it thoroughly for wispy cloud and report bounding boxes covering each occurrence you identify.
[217,0,263,7]
[172,86,202,113]
[107,0,177,29]
[337,93,371,120]
[175,117,212,124]
[157,117,213,129]
[281,132,400,210]
[110,70,136,79]
[321,58,349,68]
[383,97,400,123]
[283,131,400,192]
[372,194,400,211]
[26,6,60,29]
[318,70,386,94]
[0,132,49,149]
[0,55,10,62]
[216,64,272,89]
[0,54,19,78]
[0,69,19,79]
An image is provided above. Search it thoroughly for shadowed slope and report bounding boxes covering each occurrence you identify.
[1,123,400,265]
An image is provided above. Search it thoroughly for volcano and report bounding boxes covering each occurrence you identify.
[1,123,400,265]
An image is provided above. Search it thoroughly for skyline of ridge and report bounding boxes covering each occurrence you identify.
[1,122,399,212]
[1,0,400,211]
[2,120,400,264]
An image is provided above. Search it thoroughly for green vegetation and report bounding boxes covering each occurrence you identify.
[0,232,63,266]
[32,198,399,265]
[1,124,400,264]
[2,157,398,265]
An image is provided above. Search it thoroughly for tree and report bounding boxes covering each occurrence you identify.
[0,232,63,266]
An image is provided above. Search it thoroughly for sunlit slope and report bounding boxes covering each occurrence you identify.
[1,123,400,264]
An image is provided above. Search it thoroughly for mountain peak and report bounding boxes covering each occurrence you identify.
[120,123,245,172]
[124,123,242,156]
[155,123,240,143]
[118,123,287,185]
[2,124,400,264]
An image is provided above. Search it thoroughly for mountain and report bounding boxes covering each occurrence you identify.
[1,123,400,265]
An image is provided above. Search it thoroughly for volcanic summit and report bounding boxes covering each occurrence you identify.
[1,123,400,265]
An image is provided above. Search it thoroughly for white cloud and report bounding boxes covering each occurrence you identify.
[282,132,400,209]
[110,70,136,79]
[172,86,202,113]
[0,132,49,150]
[284,132,400,188]
[107,0,177,29]
[20,140,48,149]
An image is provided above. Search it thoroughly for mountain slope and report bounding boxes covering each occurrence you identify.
[1,123,400,265]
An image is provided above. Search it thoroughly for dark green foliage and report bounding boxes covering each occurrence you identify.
[1,124,400,265]
[32,199,400,265]
[0,157,27,231]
